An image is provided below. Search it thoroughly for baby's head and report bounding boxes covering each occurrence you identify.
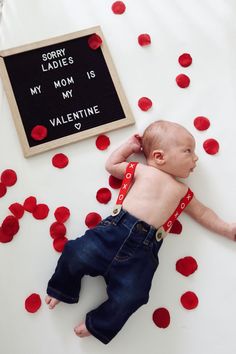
[142,120,198,178]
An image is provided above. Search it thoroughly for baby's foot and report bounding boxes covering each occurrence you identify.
[74,322,91,338]
[45,295,60,309]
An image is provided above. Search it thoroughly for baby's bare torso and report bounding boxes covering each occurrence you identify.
[122,164,188,229]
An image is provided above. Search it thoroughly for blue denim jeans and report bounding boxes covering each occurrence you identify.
[47,209,163,344]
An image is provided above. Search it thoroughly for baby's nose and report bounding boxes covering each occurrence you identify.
[194,154,198,161]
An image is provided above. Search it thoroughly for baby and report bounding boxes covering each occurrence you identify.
[45,120,236,344]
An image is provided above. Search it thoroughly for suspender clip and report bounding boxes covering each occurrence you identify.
[112,204,122,216]
[155,227,167,241]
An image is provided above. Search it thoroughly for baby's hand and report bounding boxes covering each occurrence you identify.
[128,134,142,154]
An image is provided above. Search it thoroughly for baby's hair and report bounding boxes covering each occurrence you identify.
[142,120,183,158]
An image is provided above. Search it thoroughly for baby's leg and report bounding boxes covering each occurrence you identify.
[45,295,60,309]
[46,233,105,305]
[46,239,86,304]
[83,254,157,344]
[74,322,91,338]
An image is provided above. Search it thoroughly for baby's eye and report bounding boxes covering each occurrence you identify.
[185,149,191,153]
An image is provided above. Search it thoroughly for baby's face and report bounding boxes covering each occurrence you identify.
[164,129,198,178]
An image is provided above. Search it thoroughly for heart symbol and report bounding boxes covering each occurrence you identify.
[74,123,81,131]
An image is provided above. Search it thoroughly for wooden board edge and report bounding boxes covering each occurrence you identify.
[0,26,101,57]
[0,57,30,157]
[97,27,135,125]
[24,118,135,157]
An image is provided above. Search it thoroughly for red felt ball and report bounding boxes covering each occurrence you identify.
[180,291,199,310]
[194,116,210,131]
[176,256,198,277]
[1,169,17,186]
[52,153,69,168]
[33,204,49,220]
[152,308,171,328]
[0,226,14,243]
[112,1,126,14]
[23,196,37,213]
[25,293,42,313]
[203,139,219,155]
[109,175,122,189]
[88,34,103,50]
[176,74,190,88]
[169,220,182,234]
[138,97,153,111]
[53,236,68,252]
[96,188,112,204]
[31,125,48,141]
[1,215,19,237]
[9,203,25,219]
[54,206,70,223]
[138,34,151,46]
[50,222,66,239]
[85,212,102,229]
[178,53,192,67]
[96,135,110,150]
[0,182,7,198]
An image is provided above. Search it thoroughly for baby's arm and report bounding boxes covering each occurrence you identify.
[185,196,236,241]
[105,135,142,179]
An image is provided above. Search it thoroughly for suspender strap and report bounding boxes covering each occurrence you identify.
[112,162,138,215]
[162,188,194,232]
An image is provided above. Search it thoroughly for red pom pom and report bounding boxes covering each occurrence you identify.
[85,212,102,229]
[138,34,151,46]
[54,206,70,223]
[96,188,112,204]
[178,53,192,67]
[180,291,199,310]
[33,204,49,220]
[152,308,171,328]
[25,293,42,313]
[176,74,190,88]
[1,169,17,186]
[9,203,24,219]
[2,215,19,237]
[31,125,48,141]
[194,116,210,131]
[138,97,153,111]
[23,196,37,212]
[96,135,110,150]
[52,153,69,168]
[0,182,7,198]
[109,175,122,189]
[112,1,126,14]
[88,34,103,50]
[0,226,14,243]
[176,256,198,277]
[53,237,68,252]
[203,139,219,155]
[169,220,182,234]
[50,222,66,239]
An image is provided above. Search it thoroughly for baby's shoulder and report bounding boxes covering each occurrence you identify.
[174,180,189,198]
[134,163,159,179]
[135,162,161,174]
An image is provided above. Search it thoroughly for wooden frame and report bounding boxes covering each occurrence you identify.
[0,26,135,157]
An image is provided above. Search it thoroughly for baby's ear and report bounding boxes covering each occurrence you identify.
[152,149,165,165]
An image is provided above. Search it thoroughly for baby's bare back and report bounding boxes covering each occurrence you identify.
[122,164,188,229]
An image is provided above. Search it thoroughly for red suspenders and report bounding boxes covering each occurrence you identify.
[112,162,194,240]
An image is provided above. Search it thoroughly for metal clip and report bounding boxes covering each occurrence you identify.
[112,204,122,216]
[155,227,167,241]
